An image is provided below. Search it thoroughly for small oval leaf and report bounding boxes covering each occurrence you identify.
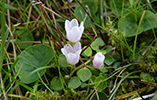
[50,76,63,91]
[77,67,92,82]
[59,54,68,68]
[104,55,114,65]
[68,76,81,89]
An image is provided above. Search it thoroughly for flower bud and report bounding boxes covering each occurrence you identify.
[93,52,105,68]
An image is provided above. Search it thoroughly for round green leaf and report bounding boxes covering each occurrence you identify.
[118,10,157,37]
[59,54,68,68]
[94,75,107,92]
[68,76,81,89]
[77,67,92,82]
[91,42,99,51]
[84,46,92,57]
[139,10,157,33]
[118,12,138,37]
[96,50,107,55]
[105,45,112,53]
[15,44,54,84]
[16,29,34,49]
[99,66,108,73]
[94,38,105,46]
[50,76,63,91]
[104,55,114,65]
[81,83,87,88]
[91,38,105,51]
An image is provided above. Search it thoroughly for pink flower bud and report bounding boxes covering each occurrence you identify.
[61,42,81,65]
[65,19,84,43]
[93,52,105,68]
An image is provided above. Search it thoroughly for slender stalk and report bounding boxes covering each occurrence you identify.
[58,64,66,92]
[133,10,145,60]
[109,70,141,99]
[120,0,125,60]
[69,60,91,78]
[37,72,54,95]
[0,0,8,99]
[85,80,102,100]
[0,73,8,100]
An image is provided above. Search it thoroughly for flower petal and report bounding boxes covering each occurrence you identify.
[61,48,68,56]
[67,27,83,43]
[64,44,73,53]
[74,42,81,52]
[65,20,71,32]
[76,49,82,56]
[66,53,79,65]
[71,19,79,27]
[93,52,105,68]
[80,21,84,27]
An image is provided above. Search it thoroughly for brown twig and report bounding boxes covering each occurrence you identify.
[67,0,72,20]
[0,73,8,100]
[24,91,29,100]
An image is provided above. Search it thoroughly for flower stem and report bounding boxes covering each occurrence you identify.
[69,59,91,78]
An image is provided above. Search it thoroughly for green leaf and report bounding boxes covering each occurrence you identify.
[74,0,97,28]
[15,44,54,84]
[119,10,157,37]
[139,10,157,33]
[105,45,112,53]
[77,67,92,82]
[96,45,112,55]
[91,92,108,100]
[91,42,99,51]
[104,55,114,65]
[94,74,107,92]
[84,46,92,57]
[109,0,129,17]
[68,76,81,89]
[0,2,18,10]
[81,83,87,88]
[50,76,63,91]
[59,54,68,68]
[91,75,97,82]
[91,38,105,51]
[96,50,107,55]
[94,38,105,46]
[113,62,120,68]
[16,29,34,49]
[118,12,138,37]
[99,66,108,73]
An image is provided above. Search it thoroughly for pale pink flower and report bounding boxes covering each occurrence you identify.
[65,19,84,43]
[61,42,81,65]
[93,52,105,68]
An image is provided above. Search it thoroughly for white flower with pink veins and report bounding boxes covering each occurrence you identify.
[65,19,84,43]
[61,42,82,65]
